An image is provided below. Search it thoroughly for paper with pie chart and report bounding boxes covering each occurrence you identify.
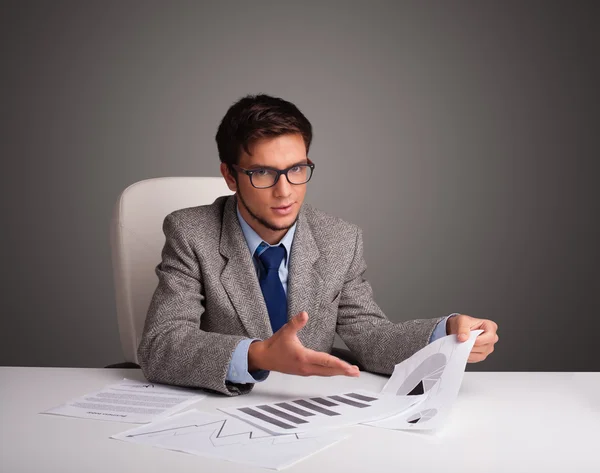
[363,330,483,431]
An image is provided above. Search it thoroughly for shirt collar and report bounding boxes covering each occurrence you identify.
[236,204,296,267]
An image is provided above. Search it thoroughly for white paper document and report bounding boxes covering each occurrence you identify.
[219,389,422,435]
[112,409,347,470]
[363,330,483,431]
[42,378,205,423]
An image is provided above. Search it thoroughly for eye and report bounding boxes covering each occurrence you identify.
[290,166,302,173]
[254,169,270,177]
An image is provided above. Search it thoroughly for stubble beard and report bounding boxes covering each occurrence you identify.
[237,188,298,232]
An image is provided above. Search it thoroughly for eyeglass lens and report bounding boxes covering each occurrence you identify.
[251,165,312,188]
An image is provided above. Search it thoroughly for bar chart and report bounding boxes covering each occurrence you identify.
[220,390,422,435]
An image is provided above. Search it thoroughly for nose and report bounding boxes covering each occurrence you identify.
[273,171,292,198]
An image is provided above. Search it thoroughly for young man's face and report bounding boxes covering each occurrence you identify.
[221,133,309,244]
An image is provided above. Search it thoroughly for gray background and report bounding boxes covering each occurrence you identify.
[1,1,598,371]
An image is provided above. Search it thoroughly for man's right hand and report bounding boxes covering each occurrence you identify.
[248,311,360,377]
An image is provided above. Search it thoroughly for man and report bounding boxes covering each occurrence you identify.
[138,94,499,396]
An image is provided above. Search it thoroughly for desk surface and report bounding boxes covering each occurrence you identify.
[1,367,599,473]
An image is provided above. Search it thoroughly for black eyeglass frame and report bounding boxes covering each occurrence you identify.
[231,158,315,189]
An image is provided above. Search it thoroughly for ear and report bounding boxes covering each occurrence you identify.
[220,163,237,192]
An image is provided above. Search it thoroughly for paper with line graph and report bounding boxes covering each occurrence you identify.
[111,409,347,470]
[218,390,423,435]
[362,330,483,431]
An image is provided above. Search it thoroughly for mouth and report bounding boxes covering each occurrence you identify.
[271,202,295,215]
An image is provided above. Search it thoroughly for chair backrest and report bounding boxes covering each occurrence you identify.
[109,177,233,363]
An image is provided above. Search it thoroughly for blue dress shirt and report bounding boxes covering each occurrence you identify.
[225,205,457,384]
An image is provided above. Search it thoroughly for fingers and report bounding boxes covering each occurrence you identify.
[467,353,487,363]
[303,349,360,377]
[454,315,499,345]
[266,313,360,377]
[472,319,498,345]
[455,316,472,342]
[282,311,308,335]
[472,320,499,363]
[307,364,360,377]
[474,331,499,347]
[468,341,495,363]
[471,342,495,353]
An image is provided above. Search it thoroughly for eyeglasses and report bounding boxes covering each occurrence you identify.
[231,159,315,189]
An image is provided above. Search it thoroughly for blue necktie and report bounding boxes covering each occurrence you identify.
[256,245,287,333]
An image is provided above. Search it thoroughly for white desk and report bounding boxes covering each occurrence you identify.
[1,367,598,473]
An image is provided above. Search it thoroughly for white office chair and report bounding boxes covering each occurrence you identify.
[109,177,233,365]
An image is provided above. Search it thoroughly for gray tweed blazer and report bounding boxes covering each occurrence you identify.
[138,194,442,396]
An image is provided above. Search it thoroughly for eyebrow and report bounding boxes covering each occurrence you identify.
[246,159,308,170]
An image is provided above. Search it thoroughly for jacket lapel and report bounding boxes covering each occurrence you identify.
[219,195,273,339]
[287,206,324,329]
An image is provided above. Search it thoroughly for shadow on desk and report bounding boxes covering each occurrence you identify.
[104,348,365,371]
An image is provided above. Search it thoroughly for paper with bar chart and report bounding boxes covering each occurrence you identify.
[218,390,423,435]
[112,408,347,470]
[362,330,483,431]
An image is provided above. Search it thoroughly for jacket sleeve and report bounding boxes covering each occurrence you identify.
[137,213,254,396]
[335,226,444,375]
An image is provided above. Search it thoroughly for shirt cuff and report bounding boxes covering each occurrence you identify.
[226,338,270,384]
[429,313,460,343]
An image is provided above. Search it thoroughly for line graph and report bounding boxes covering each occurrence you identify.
[127,417,288,447]
[113,409,346,470]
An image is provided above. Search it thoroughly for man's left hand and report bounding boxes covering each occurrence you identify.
[446,314,499,363]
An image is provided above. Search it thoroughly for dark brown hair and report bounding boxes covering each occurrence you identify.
[215,94,312,173]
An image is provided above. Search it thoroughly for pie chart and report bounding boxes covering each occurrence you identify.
[407,408,438,424]
[396,353,447,396]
